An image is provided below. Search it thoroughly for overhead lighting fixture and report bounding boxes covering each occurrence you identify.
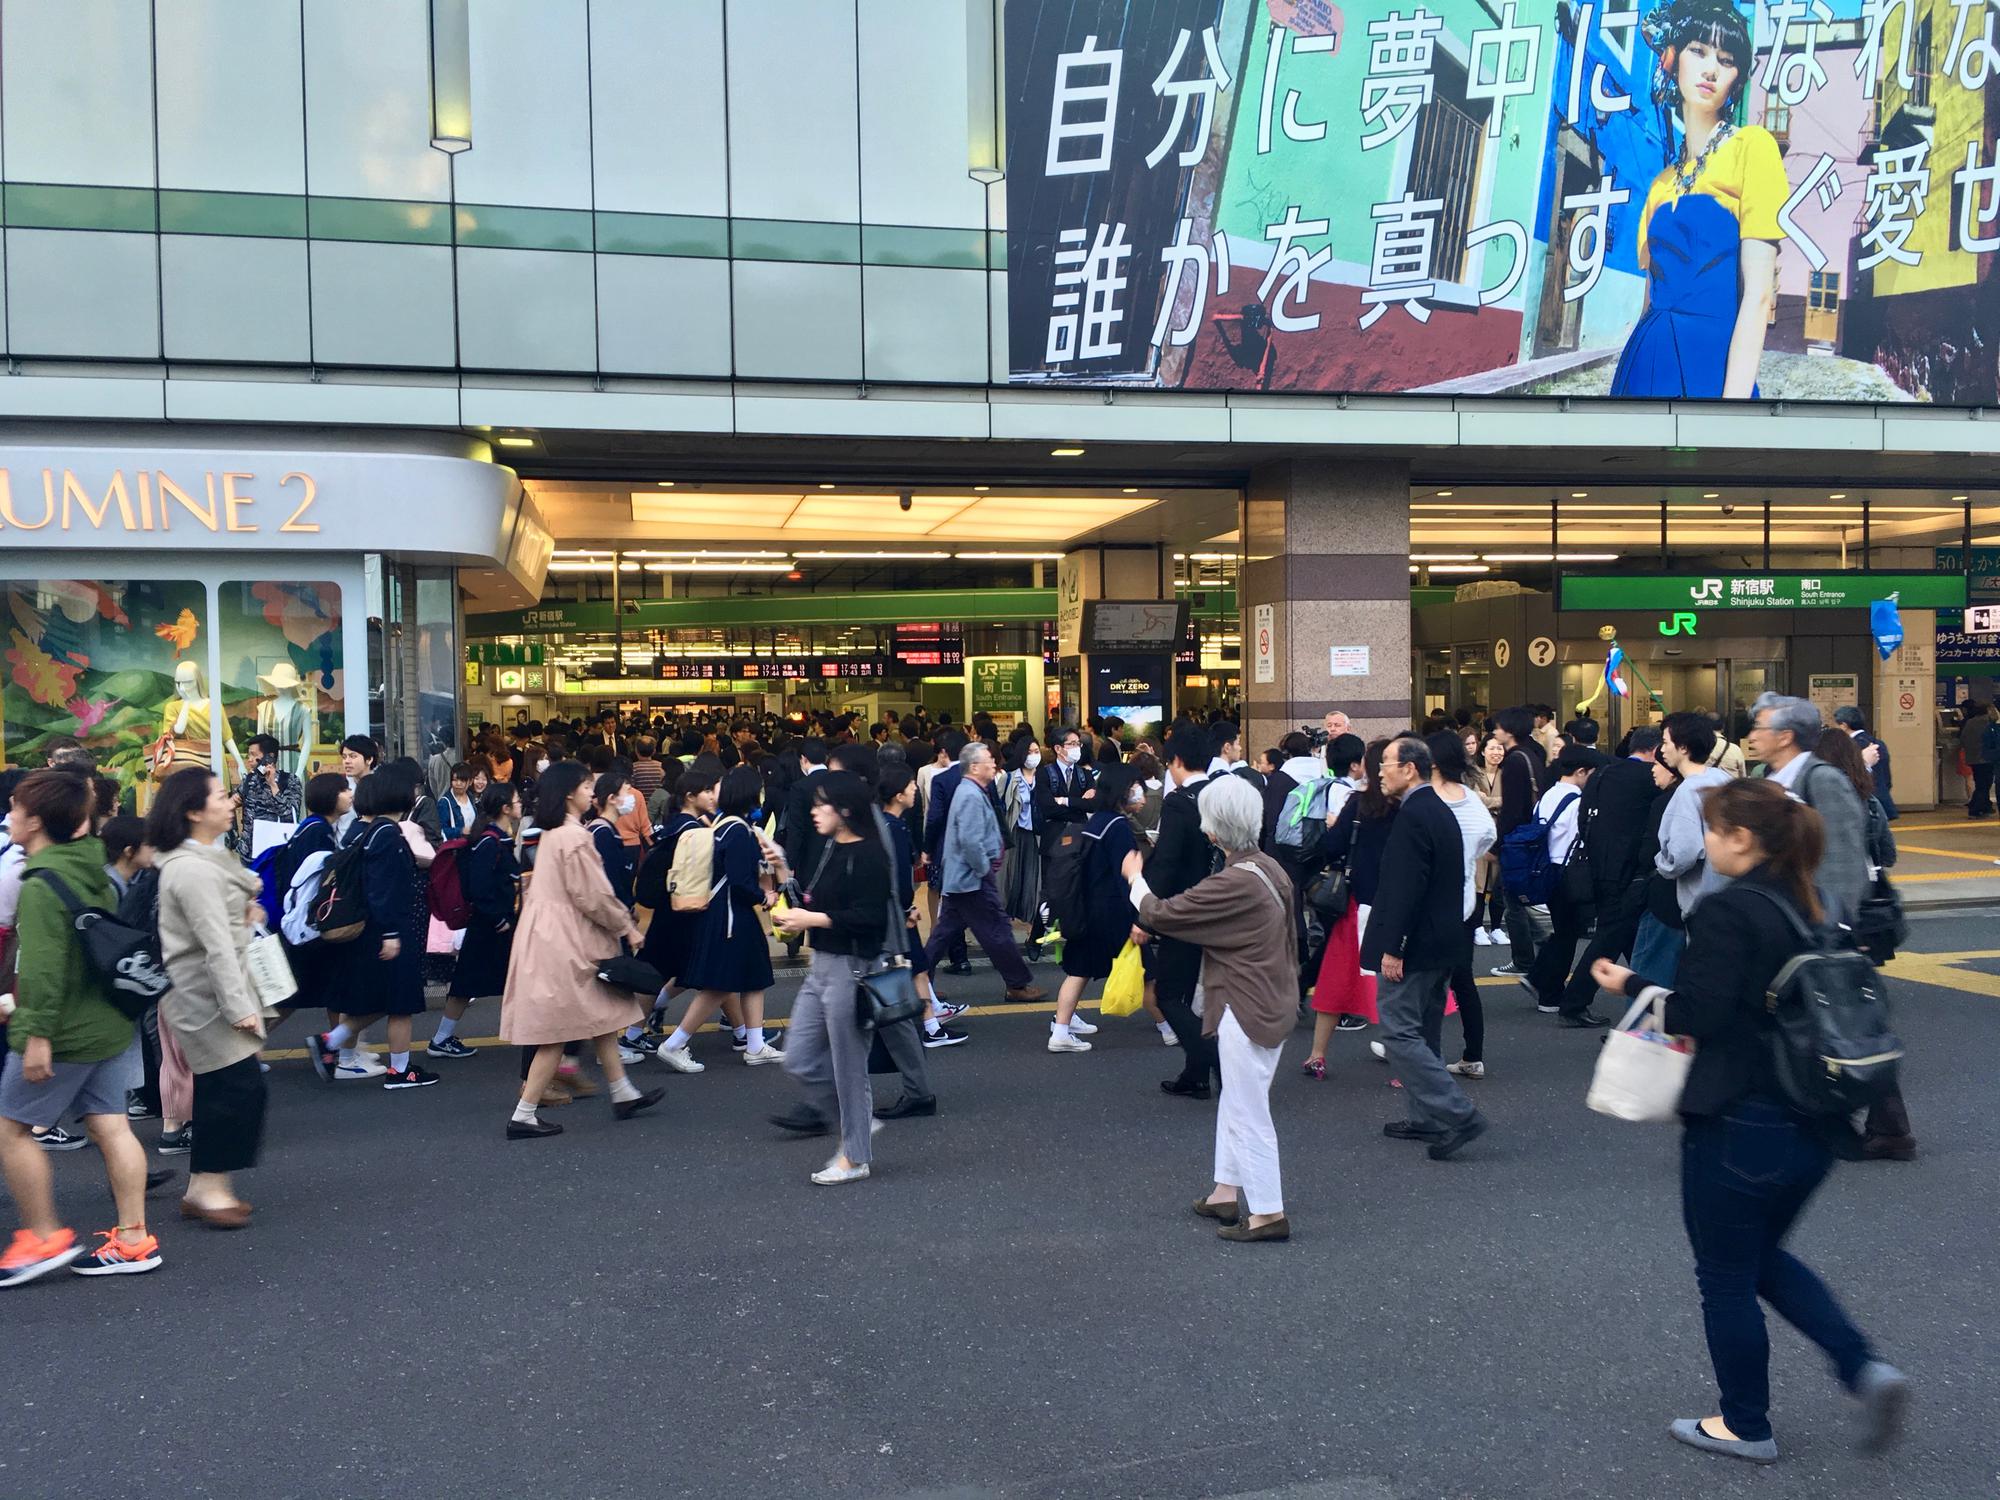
[1051,447,1086,457]
[792,550,953,560]
[657,481,675,488]
[1555,553,1621,562]
[1570,491,1589,498]
[1480,553,1555,562]
[495,436,534,448]
[640,562,794,573]
[1954,494,1970,501]
[818,483,836,490]
[1434,490,1454,497]
[1828,492,1847,499]
[1422,564,1491,575]
[1122,487,1139,494]
[973,484,990,492]
[1702,492,1720,499]
[955,551,1065,560]
[428,0,472,154]
[1410,552,1479,562]
[618,561,639,572]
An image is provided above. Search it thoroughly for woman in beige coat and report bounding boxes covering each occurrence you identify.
[500,763,664,1140]
[148,767,270,1230]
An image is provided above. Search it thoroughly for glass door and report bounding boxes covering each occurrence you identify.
[1721,658,1783,768]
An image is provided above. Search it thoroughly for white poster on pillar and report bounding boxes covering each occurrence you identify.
[1253,604,1274,684]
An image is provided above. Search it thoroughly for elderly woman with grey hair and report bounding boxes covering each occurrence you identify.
[1122,774,1298,1243]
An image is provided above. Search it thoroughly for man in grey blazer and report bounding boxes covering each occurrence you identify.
[1746,693,1868,928]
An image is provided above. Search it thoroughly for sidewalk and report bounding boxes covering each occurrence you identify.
[1886,811,2000,909]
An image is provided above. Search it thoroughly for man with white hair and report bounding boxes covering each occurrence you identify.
[1124,774,1299,1242]
[923,742,1045,1002]
[1746,692,1868,929]
[1322,710,1350,745]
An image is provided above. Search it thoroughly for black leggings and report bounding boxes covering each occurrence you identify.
[1447,914,1487,1062]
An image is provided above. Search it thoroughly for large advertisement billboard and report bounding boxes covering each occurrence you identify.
[1005,0,2000,403]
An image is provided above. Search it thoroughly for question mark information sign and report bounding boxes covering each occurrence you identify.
[1527,637,1556,668]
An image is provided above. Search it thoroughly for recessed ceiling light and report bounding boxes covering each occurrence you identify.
[1829,492,1847,499]
[1051,447,1086,457]
[1954,494,1970,501]
[1122,487,1138,494]
[496,436,534,448]
[656,480,675,488]
[818,483,835,490]
[1570,491,1588,498]
[1702,492,1719,499]
[973,485,990,492]
[1434,490,1454,497]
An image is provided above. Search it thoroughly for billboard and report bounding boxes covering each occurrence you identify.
[1005,0,2000,403]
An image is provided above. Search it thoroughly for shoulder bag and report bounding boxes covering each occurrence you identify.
[242,927,296,1009]
[855,822,923,1033]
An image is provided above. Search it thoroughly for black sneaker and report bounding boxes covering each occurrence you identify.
[144,1168,177,1195]
[425,1035,477,1059]
[307,1030,339,1083]
[382,1064,440,1090]
[730,1032,750,1052]
[944,959,974,976]
[1558,1011,1609,1029]
[1335,1015,1369,1032]
[155,1126,193,1156]
[125,1091,159,1121]
[35,1125,90,1153]
[1023,941,1044,962]
[1489,962,1529,978]
[922,1025,970,1049]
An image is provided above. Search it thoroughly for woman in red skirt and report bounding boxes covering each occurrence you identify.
[1300,739,1397,1076]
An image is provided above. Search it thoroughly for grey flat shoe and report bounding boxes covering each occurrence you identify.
[1669,1418,1778,1465]
[1854,1361,1910,1453]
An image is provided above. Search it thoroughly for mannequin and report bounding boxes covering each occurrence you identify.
[255,660,317,778]
[155,660,246,780]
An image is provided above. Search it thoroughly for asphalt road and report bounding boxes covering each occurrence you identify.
[8,913,1996,1500]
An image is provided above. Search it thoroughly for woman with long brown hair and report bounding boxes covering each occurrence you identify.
[1592,779,1906,1465]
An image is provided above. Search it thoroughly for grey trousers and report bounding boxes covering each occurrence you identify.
[781,950,873,1165]
[1377,967,1478,1132]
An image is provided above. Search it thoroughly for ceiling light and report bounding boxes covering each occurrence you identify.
[548,560,613,573]
[792,550,953,560]
[954,551,1065,560]
[640,562,794,573]
[973,485,990,492]
[1410,553,1479,562]
[1702,492,1719,499]
[1954,494,1970,501]
[1570,491,1589,498]
[1051,447,1086,457]
[1123,487,1139,494]
[1555,553,1621,562]
[618,561,640,572]
[495,436,534,448]
[657,480,675,487]
[1828,492,1847,499]
[1434,490,1454,497]
[1480,553,1555,562]
[1422,564,1491,574]
[818,483,836,490]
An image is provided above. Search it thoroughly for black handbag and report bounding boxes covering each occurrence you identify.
[855,817,925,1034]
[1303,862,1350,923]
[1850,872,1907,967]
[595,951,664,994]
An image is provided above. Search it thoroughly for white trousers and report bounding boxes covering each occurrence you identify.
[1214,1008,1285,1215]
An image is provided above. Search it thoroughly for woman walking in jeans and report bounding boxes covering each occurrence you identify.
[771,771,890,1186]
[1593,779,1908,1465]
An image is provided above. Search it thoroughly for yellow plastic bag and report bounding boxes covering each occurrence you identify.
[1100,941,1145,1017]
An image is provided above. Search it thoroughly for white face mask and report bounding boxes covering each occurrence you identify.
[536,758,550,774]
[617,793,636,814]
[1024,751,1041,769]
[1063,745,1082,764]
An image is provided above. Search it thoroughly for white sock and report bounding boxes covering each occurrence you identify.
[666,1027,692,1052]
[610,1076,641,1103]
[326,1023,356,1050]
[511,1100,538,1123]
[924,1016,942,1036]
[1157,1021,1175,1038]
[733,1025,748,1040]
[338,1047,359,1066]
[433,1016,458,1042]
[747,1026,766,1052]
[1050,1020,1071,1038]
[389,1051,409,1073]
[623,1024,645,1042]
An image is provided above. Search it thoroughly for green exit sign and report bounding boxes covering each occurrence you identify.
[469,642,545,666]
[1563,572,1965,612]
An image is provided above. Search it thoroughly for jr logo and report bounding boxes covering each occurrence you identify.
[1689,578,1724,603]
[1658,613,1699,637]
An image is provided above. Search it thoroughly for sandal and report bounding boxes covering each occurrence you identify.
[1301,1057,1326,1079]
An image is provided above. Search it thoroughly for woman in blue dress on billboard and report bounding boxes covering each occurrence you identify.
[1611,0,1786,399]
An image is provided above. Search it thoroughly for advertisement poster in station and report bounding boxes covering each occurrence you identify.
[1007,0,2000,403]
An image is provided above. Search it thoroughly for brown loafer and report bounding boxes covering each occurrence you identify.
[180,1199,253,1230]
[536,1084,574,1108]
[1003,985,1048,1002]
[1218,1214,1290,1243]
[1191,1196,1241,1224]
[557,1073,600,1098]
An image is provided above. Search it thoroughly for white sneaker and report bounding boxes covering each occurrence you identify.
[1369,1039,1388,1062]
[743,1043,785,1066]
[1473,927,1493,946]
[870,1117,885,1137]
[1047,1031,1093,1054]
[1485,927,1510,946]
[615,1039,649,1064]
[1447,1059,1486,1080]
[335,1058,387,1080]
[811,1158,871,1185]
[1066,1014,1099,1035]
[658,1045,705,1074]
[1160,1026,1180,1047]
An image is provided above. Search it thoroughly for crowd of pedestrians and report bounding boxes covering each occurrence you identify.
[0,691,1927,1465]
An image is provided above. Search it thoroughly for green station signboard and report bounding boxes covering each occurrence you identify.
[1560,572,1966,613]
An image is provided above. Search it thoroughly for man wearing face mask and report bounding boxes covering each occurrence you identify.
[612,764,652,854]
[1032,727,1096,853]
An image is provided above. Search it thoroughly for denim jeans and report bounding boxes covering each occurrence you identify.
[1680,1099,1874,1442]
[1630,912,1686,988]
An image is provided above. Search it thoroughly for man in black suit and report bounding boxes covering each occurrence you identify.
[1834,705,1897,819]
[1489,706,1548,975]
[1142,723,1219,1098]
[1364,735,1489,1160]
[1553,726,1665,1026]
[780,737,829,877]
[1033,726,1095,849]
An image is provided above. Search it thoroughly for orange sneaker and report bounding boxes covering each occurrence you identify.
[0,1226,82,1287]
[70,1227,162,1277]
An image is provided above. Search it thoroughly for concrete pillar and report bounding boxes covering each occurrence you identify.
[1239,458,1412,751]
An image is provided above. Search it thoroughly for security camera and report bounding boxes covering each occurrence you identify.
[899,491,913,512]
[1721,502,1736,516]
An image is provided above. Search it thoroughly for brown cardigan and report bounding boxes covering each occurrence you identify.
[1134,849,1297,1048]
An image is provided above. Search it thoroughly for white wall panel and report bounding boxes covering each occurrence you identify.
[732,262,861,379]
[2,0,156,185]
[302,0,450,202]
[6,230,160,357]
[451,0,593,209]
[156,1,307,193]
[162,237,311,363]
[308,241,456,366]
[596,255,732,376]
[591,0,728,216]
[724,1,858,222]
[864,267,986,383]
[858,0,987,230]
[455,248,597,371]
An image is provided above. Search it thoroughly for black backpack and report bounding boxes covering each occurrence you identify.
[1742,886,1902,1116]
[307,835,370,943]
[24,869,171,1021]
[1042,825,1091,940]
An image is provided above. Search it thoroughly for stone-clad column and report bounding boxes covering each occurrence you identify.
[1239,458,1411,750]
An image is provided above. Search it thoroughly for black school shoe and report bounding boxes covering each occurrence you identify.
[769,1107,830,1136]
[1427,1115,1490,1161]
[613,1087,666,1121]
[873,1093,938,1120]
[506,1117,563,1140]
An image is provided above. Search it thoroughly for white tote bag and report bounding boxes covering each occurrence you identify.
[1585,990,1694,1124]
[242,930,297,1010]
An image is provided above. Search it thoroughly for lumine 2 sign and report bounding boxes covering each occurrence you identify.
[0,468,321,534]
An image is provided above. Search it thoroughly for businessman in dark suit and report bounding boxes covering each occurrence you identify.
[1142,724,1219,1098]
[1553,726,1666,1025]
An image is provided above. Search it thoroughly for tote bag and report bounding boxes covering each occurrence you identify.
[1586,991,1693,1124]
[243,930,297,1010]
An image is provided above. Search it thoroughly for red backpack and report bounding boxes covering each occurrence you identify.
[428,836,473,929]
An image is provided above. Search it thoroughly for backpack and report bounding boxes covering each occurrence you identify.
[1275,775,1340,851]
[427,836,472,929]
[1041,824,1091,939]
[291,836,369,945]
[669,815,740,912]
[1497,790,1578,903]
[23,869,170,1021]
[633,827,678,910]
[1741,886,1903,1115]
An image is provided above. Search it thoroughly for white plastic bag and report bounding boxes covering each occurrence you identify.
[1586,990,1693,1124]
